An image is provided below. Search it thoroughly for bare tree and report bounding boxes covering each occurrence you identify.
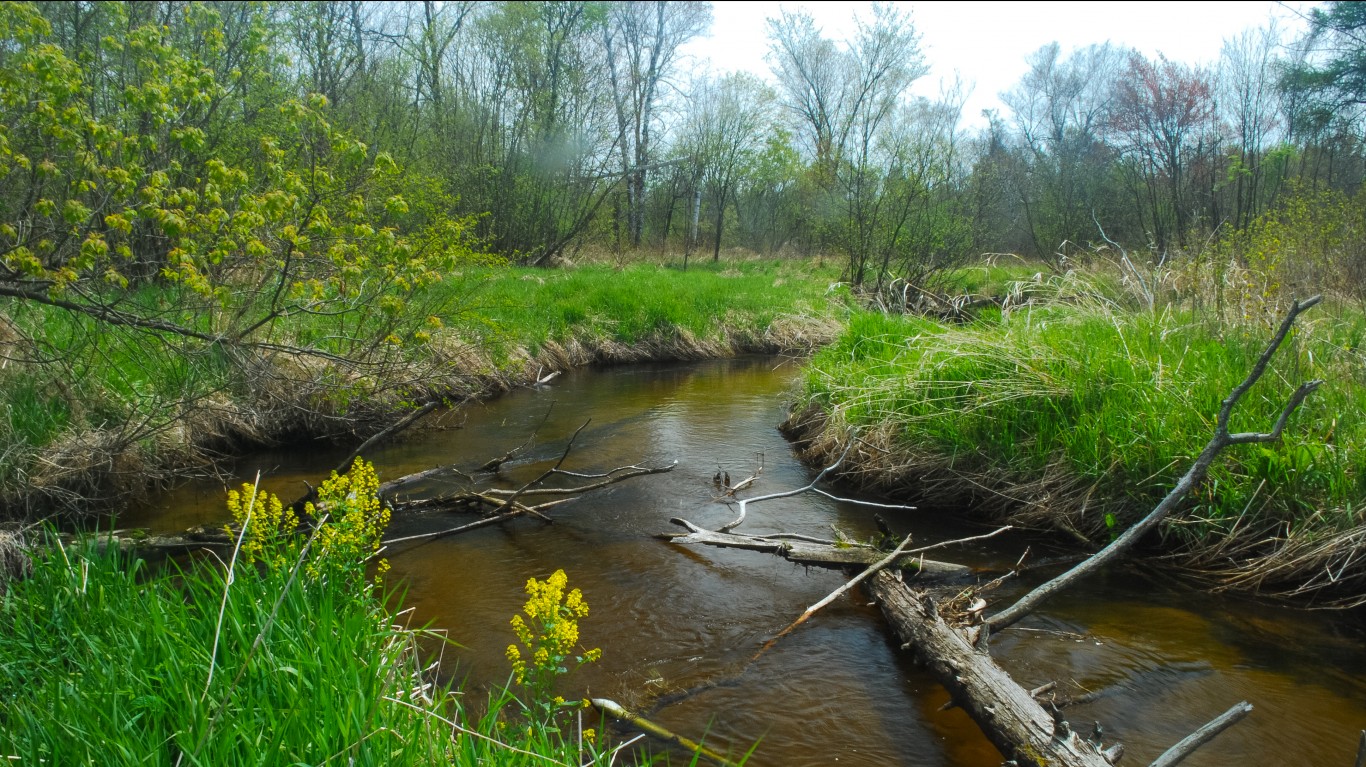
[766,3,927,287]
[1218,23,1287,228]
[601,1,711,249]
[1000,43,1121,263]
[681,73,776,262]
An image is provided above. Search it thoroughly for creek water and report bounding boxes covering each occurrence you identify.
[122,357,1366,766]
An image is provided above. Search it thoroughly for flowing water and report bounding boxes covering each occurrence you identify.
[123,357,1366,766]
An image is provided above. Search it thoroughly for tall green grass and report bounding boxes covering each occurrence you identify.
[447,260,844,354]
[0,540,645,765]
[0,258,846,515]
[800,281,1366,544]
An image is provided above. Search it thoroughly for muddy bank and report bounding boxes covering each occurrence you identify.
[780,404,1366,608]
[4,317,841,522]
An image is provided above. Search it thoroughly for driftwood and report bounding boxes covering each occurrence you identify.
[867,570,1117,767]
[1148,701,1253,767]
[661,518,970,577]
[382,420,676,546]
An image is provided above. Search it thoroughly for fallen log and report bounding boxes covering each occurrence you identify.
[866,569,1116,767]
[858,297,1321,766]
[661,518,970,577]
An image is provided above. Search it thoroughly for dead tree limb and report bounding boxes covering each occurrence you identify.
[590,698,741,767]
[336,399,442,476]
[476,401,556,473]
[988,295,1323,633]
[716,444,913,533]
[1148,701,1253,767]
[287,399,445,511]
[753,533,915,659]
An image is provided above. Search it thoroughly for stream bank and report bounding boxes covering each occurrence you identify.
[0,260,846,521]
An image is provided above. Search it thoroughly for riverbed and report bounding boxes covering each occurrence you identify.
[122,357,1366,766]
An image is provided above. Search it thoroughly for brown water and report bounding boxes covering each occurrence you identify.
[123,357,1366,766]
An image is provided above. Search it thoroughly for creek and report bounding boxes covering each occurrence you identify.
[122,357,1366,766]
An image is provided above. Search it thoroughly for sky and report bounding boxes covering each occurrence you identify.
[680,1,1318,129]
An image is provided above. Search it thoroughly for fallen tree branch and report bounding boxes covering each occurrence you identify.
[753,533,915,660]
[662,521,971,577]
[866,570,1115,767]
[712,443,913,533]
[590,698,741,767]
[988,295,1323,633]
[1149,701,1253,767]
[477,401,556,473]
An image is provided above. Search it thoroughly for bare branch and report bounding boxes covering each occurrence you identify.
[1148,701,1253,767]
[753,532,915,660]
[717,442,914,533]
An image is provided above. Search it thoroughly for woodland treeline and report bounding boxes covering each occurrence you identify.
[3,0,1365,318]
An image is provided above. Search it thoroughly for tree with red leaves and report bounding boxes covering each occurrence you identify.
[1108,52,1215,250]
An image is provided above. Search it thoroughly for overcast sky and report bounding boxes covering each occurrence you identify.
[679,1,1317,129]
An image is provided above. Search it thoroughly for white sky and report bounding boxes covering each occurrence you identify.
[680,1,1318,129]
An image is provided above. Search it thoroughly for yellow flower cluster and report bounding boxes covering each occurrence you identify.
[504,569,600,695]
[225,484,297,569]
[222,458,390,586]
[305,458,391,582]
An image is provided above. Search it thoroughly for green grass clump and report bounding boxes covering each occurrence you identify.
[0,465,636,765]
[800,288,1366,545]
[449,260,843,354]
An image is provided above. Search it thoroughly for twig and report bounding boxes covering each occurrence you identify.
[718,443,914,533]
[478,400,557,472]
[590,698,740,767]
[751,533,915,661]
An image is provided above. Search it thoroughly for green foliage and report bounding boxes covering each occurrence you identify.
[0,486,627,765]
[801,278,1364,543]
[0,0,482,346]
[1279,1,1366,131]
[1199,187,1366,311]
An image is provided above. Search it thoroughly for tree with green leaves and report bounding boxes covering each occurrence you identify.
[0,2,483,510]
[1281,1,1366,130]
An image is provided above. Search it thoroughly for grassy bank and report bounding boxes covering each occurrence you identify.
[790,273,1366,605]
[0,464,635,765]
[0,258,845,519]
